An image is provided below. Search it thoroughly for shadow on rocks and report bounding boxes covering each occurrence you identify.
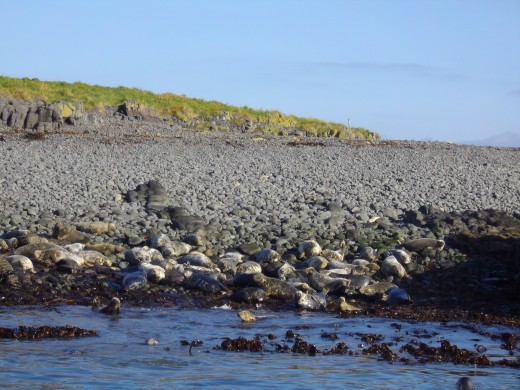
[407,209,520,317]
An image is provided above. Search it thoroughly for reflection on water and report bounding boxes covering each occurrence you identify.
[0,306,518,389]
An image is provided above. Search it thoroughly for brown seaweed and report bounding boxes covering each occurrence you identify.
[0,325,97,339]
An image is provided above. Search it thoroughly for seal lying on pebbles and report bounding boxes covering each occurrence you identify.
[306,268,350,294]
[359,282,397,301]
[237,261,262,274]
[360,246,377,261]
[138,262,165,283]
[0,259,14,278]
[123,271,147,291]
[252,273,299,301]
[160,242,192,257]
[296,291,327,311]
[183,271,229,294]
[125,247,152,266]
[277,262,297,281]
[177,252,216,269]
[79,250,112,267]
[233,287,266,303]
[298,240,322,259]
[6,255,35,273]
[252,249,280,265]
[351,259,370,267]
[306,256,328,270]
[53,221,90,243]
[75,222,116,235]
[321,249,343,262]
[383,249,411,265]
[381,256,408,279]
[63,243,85,253]
[403,238,445,252]
[338,297,362,312]
[0,239,10,253]
[386,288,412,305]
[217,257,241,274]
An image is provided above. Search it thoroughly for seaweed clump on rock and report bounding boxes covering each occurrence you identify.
[0,325,98,339]
[219,336,263,352]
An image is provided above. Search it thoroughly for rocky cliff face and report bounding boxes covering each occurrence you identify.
[0,96,376,140]
[0,98,88,132]
[0,98,173,136]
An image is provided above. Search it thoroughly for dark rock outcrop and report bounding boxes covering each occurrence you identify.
[116,101,160,121]
[0,98,84,133]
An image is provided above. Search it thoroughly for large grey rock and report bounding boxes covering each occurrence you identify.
[5,101,29,128]
[24,107,39,129]
[171,215,205,232]
[117,101,159,121]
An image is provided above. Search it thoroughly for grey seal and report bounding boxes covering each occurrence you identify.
[403,238,445,252]
[183,271,229,294]
[456,377,474,390]
[123,270,147,290]
[386,288,412,305]
[176,251,216,269]
[381,256,408,279]
[99,297,121,315]
[233,287,266,303]
[296,291,326,311]
[252,249,281,264]
[298,240,322,259]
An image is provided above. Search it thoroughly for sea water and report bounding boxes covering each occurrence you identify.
[0,306,518,389]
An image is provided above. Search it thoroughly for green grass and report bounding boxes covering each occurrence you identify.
[0,75,379,139]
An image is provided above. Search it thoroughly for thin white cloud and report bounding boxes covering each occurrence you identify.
[299,61,462,80]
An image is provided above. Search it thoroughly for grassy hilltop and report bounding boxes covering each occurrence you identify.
[0,75,378,139]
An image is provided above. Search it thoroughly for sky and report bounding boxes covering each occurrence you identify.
[1,0,519,143]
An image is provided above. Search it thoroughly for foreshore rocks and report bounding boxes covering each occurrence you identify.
[0,132,519,323]
[0,204,518,325]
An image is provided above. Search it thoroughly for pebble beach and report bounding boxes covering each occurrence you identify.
[1,133,518,245]
[0,132,518,314]
[0,131,519,377]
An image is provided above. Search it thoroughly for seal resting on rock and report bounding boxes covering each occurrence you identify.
[252,249,281,265]
[53,221,90,243]
[298,240,322,259]
[296,291,327,311]
[233,287,266,303]
[386,288,412,305]
[403,238,445,252]
[338,297,362,312]
[381,256,408,279]
[176,251,216,269]
[123,270,147,291]
[75,222,116,235]
[6,255,35,273]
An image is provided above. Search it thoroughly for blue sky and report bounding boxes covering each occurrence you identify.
[1,0,519,142]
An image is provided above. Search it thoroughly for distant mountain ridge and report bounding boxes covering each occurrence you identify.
[462,132,520,147]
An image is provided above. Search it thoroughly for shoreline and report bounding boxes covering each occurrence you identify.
[0,131,519,330]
